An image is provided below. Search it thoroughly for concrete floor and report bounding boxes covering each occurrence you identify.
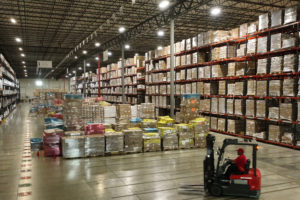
[1,103,300,200]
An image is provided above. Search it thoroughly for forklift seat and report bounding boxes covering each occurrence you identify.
[244,159,251,174]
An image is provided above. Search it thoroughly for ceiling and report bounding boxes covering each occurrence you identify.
[0,0,298,79]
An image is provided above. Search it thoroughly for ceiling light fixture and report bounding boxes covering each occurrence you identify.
[15,37,22,43]
[78,67,82,70]
[65,75,69,78]
[211,7,221,16]
[22,61,25,64]
[21,53,25,57]
[10,18,16,24]
[125,44,130,49]
[159,0,170,10]
[35,80,43,86]
[69,73,72,76]
[95,42,101,47]
[157,30,165,37]
[23,66,26,68]
[82,50,87,54]
[72,70,76,74]
[19,47,23,51]
[157,46,163,50]
[95,57,99,60]
[75,56,78,59]
[108,51,112,56]
[86,63,90,67]
[119,26,125,33]
[51,69,54,72]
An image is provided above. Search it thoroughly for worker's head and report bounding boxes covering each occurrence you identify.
[237,148,244,155]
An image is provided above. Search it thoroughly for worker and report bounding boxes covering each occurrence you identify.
[225,148,247,179]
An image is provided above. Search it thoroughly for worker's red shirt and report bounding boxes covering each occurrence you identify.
[235,154,247,172]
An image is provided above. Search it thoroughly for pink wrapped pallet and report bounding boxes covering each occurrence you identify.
[85,123,105,135]
[43,144,61,157]
[43,128,64,157]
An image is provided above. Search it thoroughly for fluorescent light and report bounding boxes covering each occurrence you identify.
[82,50,87,54]
[157,30,164,37]
[23,66,26,68]
[69,73,72,76]
[22,61,25,64]
[159,0,170,9]
[15,37,22,43]
[35,80,43,86]
[86,63,90,67]
[21,53,25,57]
[95,57,99,60]
[19,47,23,51]
[157,46,163,50]
[24,69,27,72]
[211,7,221,16]
[65,75,68,78]
[10,18,17,24]
[72,70,76,74]
[119,26,125,33]
[108,51,112,56]
[135,53,139,56]
[125,44,130,49]
[74,56,78,59]
[95,42,100,47]
[78,67,82,70]
[51,69,54,72]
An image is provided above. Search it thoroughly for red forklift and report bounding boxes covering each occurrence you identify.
[180,134,261,198]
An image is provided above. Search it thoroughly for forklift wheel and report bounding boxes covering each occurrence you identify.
[209,184,222,196]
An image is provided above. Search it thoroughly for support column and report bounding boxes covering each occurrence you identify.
[83,59,86,97]
[121,44,125,103]
[170,19,175,118]
[97,54,101,97]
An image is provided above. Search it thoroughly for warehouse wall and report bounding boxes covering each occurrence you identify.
[19,78,70,99]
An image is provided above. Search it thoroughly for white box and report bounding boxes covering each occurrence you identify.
[104,117,116,124]
[104,106,116,118]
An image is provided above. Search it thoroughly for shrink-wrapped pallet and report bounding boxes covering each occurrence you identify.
[280,103,293,121]
[190,117,209,133]
[256,80,267,96]
[63,95,83,131]
[237,44,246,57]
[198,67,205,78]
[270,56,283,73]
[212,65,226,77]
[85,135,105,157]
[283,78,295,96]
[143,132,161,152]
[257,37,268,53]
[246,120,265,136]
[176,124,194,149]
[62,136,85,158]
[227,99,234,114]
[283,54,295,72]
[271,9,283,27]
[218,81,226,95]
[271,33,282,51]
[256,100,266,118]
[246,61,256,75]
[105,132,124,152]
[210,117,218,130]
[268,125,283,142]
[246,99,256,117]
[204,82,218,95]
[248,22,258,34]
[247,39,257,54]
[229,28,239,39]
[235,62,245,76]
[204,66,211,78]
[281,132,293,145]
[269,80,282,96]
[284,6,300,24]
[197,82,204,94]
[259,13,269,30]
[123,128,143,153]
[103,106,116,118]
[198,33,203,47]
[234,81,244,96]
[192,36,198,48]
[227,119,244,134]
[200,99,211,112]
[163,134,178,150]
[228,63,236,77]
[211,98,218,113]
[247,80,256,96]
[240,23,248,36]
[217,118,226,131]
[235,99,244,116]
[141,119,157,128]
[114,122,129,131]
[195,133,206,148]
[257,59,268,74]
[179,138,194,149]
[116,104,131,123]
[218,98,226,114]
[269,107,279,119]
[140,103,155,119]
[282,33,296,48]
[227,82,235,95]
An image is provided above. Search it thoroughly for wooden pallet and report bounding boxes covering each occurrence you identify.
[105,151,124,156]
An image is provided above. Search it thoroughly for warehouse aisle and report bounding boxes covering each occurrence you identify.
[1,104,300,200]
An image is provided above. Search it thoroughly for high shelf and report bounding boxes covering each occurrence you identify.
[0,54,20,122]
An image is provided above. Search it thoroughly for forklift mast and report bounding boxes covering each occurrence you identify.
[203,134,216,190]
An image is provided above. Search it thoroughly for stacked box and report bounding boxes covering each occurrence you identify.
[234,99,244,115]
[257,59,268,74]
[123,128,143,153]
[240,23,248,36]
[247,80,256,95]
[259,13,269,30]
[204,82,218,95]
[217,118,226,131]
[62,136,85,158]
[105,132,124,152]
[211,98,218,113]
[284,6,300,24]
[281,132,293,145]
[210,117,218,130]
[140,103,155,119]
[163,134,178,150]
[176,124,194,149]
[246,61,256,75]
[228,63,236,77]
[256,100,266,118]
[248,22,258,34]
[200,99,211,112]
[211,47,220,60]
[227,99,234,114]
[197,82,204,94]
[63,96,83,131]
[85,123,105,135]
[85,135,105,157]
[227,82,235,95]
[114,123,129,131]
[257,36,268,53]
[141,119,157,128]
[280,103,293,121]
[283,78,295,96]
[270,56,283,73]
[268,125,283,142]
[218,81,226,95]
[269,80,282,96]
[194,133,206,148]
[246,99,255,117]
[143,132,161,152]
[282,33,296,48]
[247,39,257,54]
[43,129,64,156]
[235,62,245,76]
[256,80,267,96]
[269,107,279,119]
[271,9,283,27]
[204,66,211,78]
[227,119,244,134]
[246,119,265,136]
[237,44,246,57]
[218,98,226,114]
[234,81,244,96]
[116,104,131,123]
[212,65,226,77]
[283,54,295,72]
[271,33,282,51]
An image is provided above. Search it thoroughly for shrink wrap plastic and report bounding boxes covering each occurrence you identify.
[271,9,283,27]
[163,134,178,150]
[219,81,226,95]
[283,78,295,96]
[284,6,300,24]
[227,99,234,115]
[283,54,295,72]
[257,37,268,53]
[143,132,161,152]
[259,13,269,30]
[85,135,105,157]
[256,80,267,96]
[246,99,255,117]
[280,103,293,121]
[247,80,256,96]
[257,59,268,74]
[140,103,155,119]
[247,39,257,54]
[269,107,279,119]
[271,33,282,51]
[281,132,293,145]
[210,117,218,130]
[234,81,244,96]
[62,136,85,158]
[269,125,283,142]
[246,119,265,136]
[218,98,226,114]
[123,128,143,153]
[256,100,266,118]
[211,98,218,113]
[269,80,282,96]
[85,123,105,135]
[217,118,226,131]
[270,56,283,73]
[105,132,124,152]
[234,99,244,116]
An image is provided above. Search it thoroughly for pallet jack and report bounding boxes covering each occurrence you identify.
[179,134,261,198]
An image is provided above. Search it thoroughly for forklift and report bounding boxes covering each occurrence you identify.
[180,134,261,198]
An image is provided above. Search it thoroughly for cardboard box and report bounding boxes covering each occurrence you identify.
[271,33,282,51]
[143,133,161,152]
[210,117,218,130]
[235,99,244,115]
[218,118,226,131]
[218,98,226,114]
[269,107,279,119]
[240,23,248,36]
[269,80,282,96]
[163,134,178,150]
[181,84,186,94]
[204,66,211,78]
[284,6,300,24]
[198,33,203,47]
[246,61,256,75]
[227,82,235,95]
[256,100,266,118]
[280,103,293,121]
[257,36,268,53]
[116,104,131,123]
[175,56,181,67]
[247,80,256,96]
[268,125,283,142]
[235,62,245,76]
[246,119,265,136]
[283,78,295,96]
[180,69,186,80]
[181,55,186,66]
[103,106,116,118]
[281,132,293,145]
[211,98,218,113]
[259,13,269,30]
[228,63,236,77]
[228,119,244,134]
[248,22,258,34]
[234,81,244,96]
[246,99,255,117]
[197,82,204,94]
[123,129,143,153]
[212,65,226,77]
[198,67,205,78]
[270,56,283,73]
[257,58,268,74]
[283,54,295,72]
[247,39,257,54]
[237,44,246,57]
[218,81,226,95]
[227,99,234,114]
[256,80,267,96]
[85,135,105,157]
[105,132,124,152]
[271,9,283,27]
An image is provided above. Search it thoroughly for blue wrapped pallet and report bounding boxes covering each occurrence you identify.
[30,138,43,151]
[143,128,158,133]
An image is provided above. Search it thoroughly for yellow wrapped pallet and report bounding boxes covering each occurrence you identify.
[143,132,161,152]
[179,138,194,149]
[190,117,209,133]
[157,116,175,127]
[141,119,157,128]
[105,128,115,133]
[194,133,207,148]
[158,127,177,137]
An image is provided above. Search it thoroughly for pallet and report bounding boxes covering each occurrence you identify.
[143,149,162,153]
[179,146,195,150]
[105,151,124,156]
[163,147,179,151]
[269,71,282,74]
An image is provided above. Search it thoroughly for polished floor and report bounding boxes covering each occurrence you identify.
[1,103,300,200]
